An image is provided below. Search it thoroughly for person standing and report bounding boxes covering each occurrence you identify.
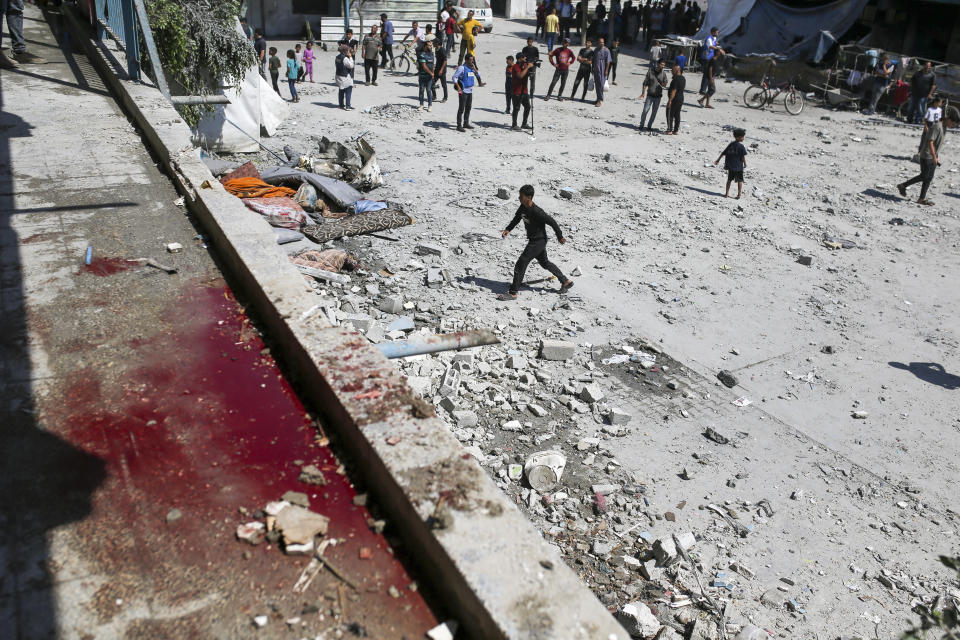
[908,61,936,125]
[444,10,458,59]
[504,55,515,113]
[558,0,574,40]
[458,11,484,66]
[592,36,612,107]
[897,106,958,206]
[638,58,668,131]
[240,16,254,42]
[335,44,355,110]
[648,38,663,68]
[433,37,449,103]
[609,38,620,85]
[510,52,533,131]
[863,54,894,116]
[379,13,395,68]
[286,50,300,103]
[294,44,305,81]
[453,53,479,131]
[714,127,747,198]
[696,26,724,108]
[254,29,267,79]
[417,39,436,111]
[545,8,560,52]
[268,47,281,93]
[642,0,653,48]
[665,62,685,134]
[304,40,316,82]
[545,38,575,101]
[569,38,594,101]
[521,37,541,97]
[536,1,547,41]
[497,185,574,301]
[361,26,381,86]
[0,0,45,68]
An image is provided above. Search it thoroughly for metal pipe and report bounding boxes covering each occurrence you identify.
[376,329,499,359]
[170,95,232,105]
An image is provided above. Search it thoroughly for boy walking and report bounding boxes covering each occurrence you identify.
[498,185,574,301]
[268,47,281,93]
[714,128,747,198]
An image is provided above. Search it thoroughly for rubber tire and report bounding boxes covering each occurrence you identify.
[784,90,804,115]
[744,85,766,109]
[399,56,411,75]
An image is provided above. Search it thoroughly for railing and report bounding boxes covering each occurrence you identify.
[94,0,140,79]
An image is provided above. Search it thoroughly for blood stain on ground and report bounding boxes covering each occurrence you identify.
[80,257,139,276]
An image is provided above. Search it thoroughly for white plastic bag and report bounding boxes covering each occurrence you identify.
[604,79,610,90]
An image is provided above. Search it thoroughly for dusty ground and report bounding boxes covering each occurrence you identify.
[236,19,960,640]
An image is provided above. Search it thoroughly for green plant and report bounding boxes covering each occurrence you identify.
[140,0,255,127]
[902,556,960,640]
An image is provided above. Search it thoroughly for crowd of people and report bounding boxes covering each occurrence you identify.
[534,0,703,47]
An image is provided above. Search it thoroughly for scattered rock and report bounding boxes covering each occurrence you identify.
[539,339,576,361]
[717,370,738,388]
[616,601,660,637]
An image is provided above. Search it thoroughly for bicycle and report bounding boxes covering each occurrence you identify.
[388,44,415,74]
[744,75,805,115]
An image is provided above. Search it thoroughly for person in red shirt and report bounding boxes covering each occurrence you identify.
[443,11,458,58]
[544,38,575,101]
[510,52,533,131]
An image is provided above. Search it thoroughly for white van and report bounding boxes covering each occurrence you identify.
[453,1,495,32]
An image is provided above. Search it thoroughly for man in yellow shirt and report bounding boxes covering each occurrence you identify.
[544,8,560,52]
[457,10,483,65]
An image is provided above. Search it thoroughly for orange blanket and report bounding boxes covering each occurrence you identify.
[223,177,296,199]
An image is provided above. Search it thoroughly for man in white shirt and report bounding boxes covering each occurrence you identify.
[401,21,426,49]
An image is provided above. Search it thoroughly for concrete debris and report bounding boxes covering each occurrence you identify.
[652,532,696,566]
[525,451,567,492]
[539,339,576,361]
[607,407,632,425]
[427,621,459,640]
[274,504,330,545]
[237,521,266,545]
[616,601,660,638]
[298,464,326,485]
[281,490,310,508]
[579,384,605,403]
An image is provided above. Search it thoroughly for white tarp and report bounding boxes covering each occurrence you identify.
[193,21,288,153]
[696,0,868,61]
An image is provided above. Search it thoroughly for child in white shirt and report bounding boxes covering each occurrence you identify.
[923,96,942,135]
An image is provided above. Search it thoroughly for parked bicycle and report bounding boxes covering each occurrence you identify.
[744,75,804,115]
[388,44,415,74]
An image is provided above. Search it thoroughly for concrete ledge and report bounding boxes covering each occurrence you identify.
[63,7,625,639]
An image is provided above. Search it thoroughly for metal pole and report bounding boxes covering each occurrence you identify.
[376,329,499,359]
[132,0,171,98]
[122,0,140,79]
[170,95,233,105]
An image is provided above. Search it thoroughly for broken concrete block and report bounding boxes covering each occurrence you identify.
[439,367,461,397]
[539,339,576,361]
[365,323,385,343]
[284,539,315,555]
[506,354,527,369]
[591,483,621,496]
[407,375,432,396]
[426,268,444,288]
[438,396,457,412]
[501,420,523,432]
[577,437,600,451]
[236,521,266,545]
[281,490,310,508]
[452,352,474,365]
[298,464,326,486]
[656,627,683,640]
[652,532,696,566]
[616,601,660,638]
[386,316,415,332]
[579,384,605,403]
[341,313,376,332]
[496,187,510,200]
[452,410,478,427]
[528,404,549,417]
[274,505,329,544]
[591,539,616,556]
[607,407,632,425]
[427,621,459,640]
[379,295,404,314]
[415,243,448,258]
[166,242,183,253]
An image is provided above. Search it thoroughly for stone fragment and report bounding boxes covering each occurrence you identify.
[559,188,578,200]
[426,268,444,288]
[452,410,478,427]
[282,491,310,508]
[298,464,326,485]
[415,243,448,258]
[579,384,604,403]
[501,420,523,432]
[386,316,415,332]
[797,255,813,266]
[592,483,621,496]
[274,505,329,544]
[427,621,459,640]
[341,313,376,332]
[528,404,549,417]
[166,508,182,523]
[717,370,738,388]
[506,354,527,369]
[616,601,660,638]
[237,521,266,545]
[496,188,510,200]
[378,295,404,314]
[607,407,632,425]
[539,339,576,361]
[656,627,683,640]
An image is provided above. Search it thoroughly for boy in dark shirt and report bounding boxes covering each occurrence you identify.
[504,55,515,113]
[268,47,281,93]
[569,39,594,101]
[498,185,574,300]
[714,128,747,198]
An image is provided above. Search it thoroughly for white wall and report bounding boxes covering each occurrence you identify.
[506,0,537,19]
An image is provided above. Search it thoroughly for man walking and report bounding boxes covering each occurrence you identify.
[361,25,381,86]
[544,7,560,52]
[521,37,541,98]
[0,0,45,68]
[908,61,936,125]
[638,58,668,131]
[897,106,958,206]
[545,38,575,101]
[379,13,395,68]
[592,36,612,107]
[697,26,723,108]
[569,38,594,101]
[510,51,533,131]
[498,185,574,301]
[453,53,479,131]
